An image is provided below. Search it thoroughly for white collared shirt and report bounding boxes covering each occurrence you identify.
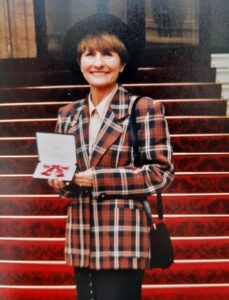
[88,85,118,156]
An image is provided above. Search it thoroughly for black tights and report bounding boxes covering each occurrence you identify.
[74,268,144,300]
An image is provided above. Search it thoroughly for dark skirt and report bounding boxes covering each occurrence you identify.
[74,268,144,300]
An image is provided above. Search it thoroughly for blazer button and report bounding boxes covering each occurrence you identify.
[98,193,106,200]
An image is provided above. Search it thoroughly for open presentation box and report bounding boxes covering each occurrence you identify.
[33,132,76,181]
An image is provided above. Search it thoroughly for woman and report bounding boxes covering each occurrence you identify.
[48,13,174,300]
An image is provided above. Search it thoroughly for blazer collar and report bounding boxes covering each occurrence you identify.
[70,85,132,123]
[110,85,132,120]
[89,86,134,167]
[69,86,133,168]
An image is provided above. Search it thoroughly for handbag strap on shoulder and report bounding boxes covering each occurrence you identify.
[130,96,142,167]
[130,96,164,222]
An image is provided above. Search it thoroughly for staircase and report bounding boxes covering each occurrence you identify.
[0,66,228,299]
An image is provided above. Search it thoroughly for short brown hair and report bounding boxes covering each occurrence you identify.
[77,33,128,65]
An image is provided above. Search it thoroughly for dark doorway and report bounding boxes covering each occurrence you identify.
[33,0,213,69]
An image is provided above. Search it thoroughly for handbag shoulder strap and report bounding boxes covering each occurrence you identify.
[130,96,164,222]
[130,96,142,167]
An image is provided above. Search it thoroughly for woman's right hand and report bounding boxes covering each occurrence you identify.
[47,178,66,191]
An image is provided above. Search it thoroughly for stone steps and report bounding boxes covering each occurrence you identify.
[0,83,221,102]
[0,99,226,119]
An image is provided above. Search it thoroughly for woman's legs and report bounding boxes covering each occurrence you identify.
[74,268,144,300]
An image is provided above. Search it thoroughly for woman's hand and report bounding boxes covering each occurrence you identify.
[73,169,93,188]
[47,168,93,191]
[47,178,66,190]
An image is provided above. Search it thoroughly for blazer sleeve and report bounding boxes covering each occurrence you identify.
[91,97,174,199]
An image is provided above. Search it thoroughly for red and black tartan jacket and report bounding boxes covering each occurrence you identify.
[56,85,174,270]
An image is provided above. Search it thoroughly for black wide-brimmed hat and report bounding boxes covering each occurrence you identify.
[62,13,141,82]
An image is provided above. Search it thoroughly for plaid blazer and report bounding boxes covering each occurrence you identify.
[56,85,174,270]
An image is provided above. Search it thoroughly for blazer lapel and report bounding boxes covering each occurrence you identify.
[90,86,131,167]
[68,98,91,170]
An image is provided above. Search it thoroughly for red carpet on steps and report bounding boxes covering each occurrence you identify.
[0,286,228,300]
[0,68,228,299]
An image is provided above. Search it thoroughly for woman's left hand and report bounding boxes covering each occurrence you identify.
[73,169,93,187]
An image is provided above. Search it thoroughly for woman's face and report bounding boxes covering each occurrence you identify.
[80,48,125,91]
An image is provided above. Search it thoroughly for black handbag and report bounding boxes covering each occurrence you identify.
[130,96,174,269]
